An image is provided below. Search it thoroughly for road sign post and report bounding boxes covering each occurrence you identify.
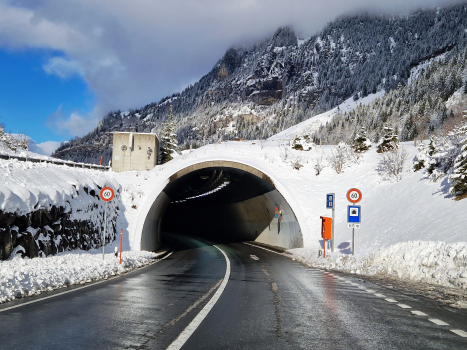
[326,193,335,252]
[347,205,361,255]
[100,187,115,260]
[346,188,362,256]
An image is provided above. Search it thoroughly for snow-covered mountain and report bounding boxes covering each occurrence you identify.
[53,3,467,164]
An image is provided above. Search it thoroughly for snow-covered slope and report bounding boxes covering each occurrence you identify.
[1,117,466,304]
[269,91,385,141]
[111,138,467,296]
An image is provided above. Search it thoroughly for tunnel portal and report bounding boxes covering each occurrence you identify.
[139,161,303,251]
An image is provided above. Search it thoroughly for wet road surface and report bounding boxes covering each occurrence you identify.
[0,234,466,349]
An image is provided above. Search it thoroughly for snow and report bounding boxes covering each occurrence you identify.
[0,157,119,215]
[269,90,385,140]
[408,52,447,84]
[0,250,158,304]
[1,98,467,305]
[107,138,467,299]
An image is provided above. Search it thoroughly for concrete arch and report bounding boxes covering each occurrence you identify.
[134,159,306,251]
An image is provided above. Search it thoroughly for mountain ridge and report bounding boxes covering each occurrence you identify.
[52,3,467,164]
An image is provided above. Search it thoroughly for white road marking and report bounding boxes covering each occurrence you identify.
[451,329,467,337]
[385,298,398,303]
[374,293,386,298]
[365,289,375,293]
[271,283,278,293]
[411,311,428,316]
[0,251,174,314]
[397,304,412,309]
[428,319,449,326]
[250,254,260,260]
[166,245,230,350]
[243,242,282,255]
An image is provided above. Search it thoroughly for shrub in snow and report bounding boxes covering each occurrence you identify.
[312,151,326,175]
[376,124,399,153]
[159,105,179,164]
[279,147,289,162]
[327,142,352,174]
[292,135,315,151]
[377,146,409,180]
[414,124,465,181]
[351,127,371,153]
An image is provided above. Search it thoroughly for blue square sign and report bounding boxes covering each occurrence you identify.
[326,193,334,209]
[348,205,361,223]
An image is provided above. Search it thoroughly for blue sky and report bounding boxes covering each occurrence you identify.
[0,0,462,156]
[0,49,93,144]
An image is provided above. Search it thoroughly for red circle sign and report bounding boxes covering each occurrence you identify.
[100,187,115,202]
[346,188,362,203]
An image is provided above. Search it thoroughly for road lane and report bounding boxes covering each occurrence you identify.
[183,242,467,350]
[0,235,466,350]
[0,235,226,349]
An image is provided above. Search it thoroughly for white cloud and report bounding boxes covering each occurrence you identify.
[46,105,102,138]
[43,57,84,79]
[1,0,465,137]
[31,140,62,156]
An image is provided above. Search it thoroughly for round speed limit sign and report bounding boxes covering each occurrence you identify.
[346,188,362,204]
[100,187,115,202]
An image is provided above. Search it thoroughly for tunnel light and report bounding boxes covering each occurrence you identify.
[173,179,231,203]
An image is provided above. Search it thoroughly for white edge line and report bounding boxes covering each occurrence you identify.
[166,245,231,350]
[243,242,284,255]
[0,251,173,313]
[451,329,467,337]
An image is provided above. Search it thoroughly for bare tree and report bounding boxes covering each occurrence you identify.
[377,147,409,180]
[412,114,430,146]
[327,143,352,174]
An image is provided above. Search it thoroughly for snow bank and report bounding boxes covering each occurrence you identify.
[0,250,158,304]
[0,158,119,215]
[289,241,467,292]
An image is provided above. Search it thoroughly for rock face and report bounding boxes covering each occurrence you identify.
[0,195,119,260]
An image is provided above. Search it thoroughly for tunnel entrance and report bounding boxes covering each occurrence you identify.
[138,161,303,251]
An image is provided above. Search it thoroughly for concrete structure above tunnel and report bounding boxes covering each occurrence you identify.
[134,159,305,252]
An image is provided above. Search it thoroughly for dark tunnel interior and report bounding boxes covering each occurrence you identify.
[161,167,276,243]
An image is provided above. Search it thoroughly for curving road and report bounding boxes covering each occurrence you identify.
[0,234,466,349]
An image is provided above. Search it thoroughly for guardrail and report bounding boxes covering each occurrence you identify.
[0,153,110,171]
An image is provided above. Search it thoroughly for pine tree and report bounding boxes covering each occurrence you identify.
[351,126,371,153]
[376,124,399,153]
[159,105,178,164]
[450,123,467,196]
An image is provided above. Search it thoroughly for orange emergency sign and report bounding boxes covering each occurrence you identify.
[320,216,332,240]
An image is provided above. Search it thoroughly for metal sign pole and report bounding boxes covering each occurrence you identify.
[103,202,107,260]
[352,227,355,255]
[331,205,335,252]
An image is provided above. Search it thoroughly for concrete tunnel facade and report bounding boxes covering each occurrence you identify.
[133,160,305,251]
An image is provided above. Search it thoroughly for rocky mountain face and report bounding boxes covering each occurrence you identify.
[53,4,467,164]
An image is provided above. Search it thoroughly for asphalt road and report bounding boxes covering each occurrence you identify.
[0,234,466,350]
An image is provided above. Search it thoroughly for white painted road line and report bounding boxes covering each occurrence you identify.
[243,242,283,255]
[411,311,428,316]
[166,245,231,350]
[0,251,174,314]
[385,299,398,303]
[428,319,449,326]
[365,289,375,293]
[397,304,412,309]
[374,293,386,298]
[451,329,467,337]
[250,254,259,260]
